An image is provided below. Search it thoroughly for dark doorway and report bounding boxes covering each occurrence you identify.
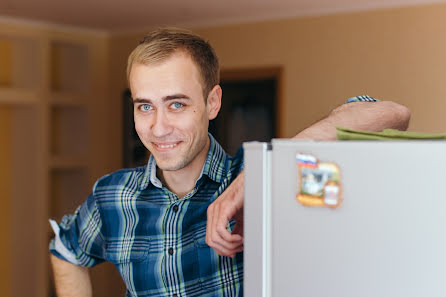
[210,68,281,155]
[123,89,148,168]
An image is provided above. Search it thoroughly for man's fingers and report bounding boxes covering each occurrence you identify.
[209,233,243,251]
[214,202,241,242]
[206,173,246,257]
[208,241,244,257]
[206,199,244,253]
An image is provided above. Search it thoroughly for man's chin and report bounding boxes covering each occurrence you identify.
[155,159,186,172]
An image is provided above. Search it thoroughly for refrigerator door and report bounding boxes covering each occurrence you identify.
[243,142,271,297]
[245,140,446,297]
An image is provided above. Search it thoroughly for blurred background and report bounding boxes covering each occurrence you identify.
[1,0,446,296]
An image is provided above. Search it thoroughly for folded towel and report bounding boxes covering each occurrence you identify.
[336,127,446,140]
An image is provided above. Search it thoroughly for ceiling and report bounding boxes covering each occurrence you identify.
[0,0,445,33]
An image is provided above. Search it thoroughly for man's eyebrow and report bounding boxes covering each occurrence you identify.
[133,98,152,104]
[132,94,191,103]
[163,94,191,101]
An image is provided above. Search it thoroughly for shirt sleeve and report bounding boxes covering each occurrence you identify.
[49,187,106,267]
[345,95,380,103]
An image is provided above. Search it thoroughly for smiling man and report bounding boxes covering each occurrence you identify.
[130,52,222,198]
[49,28,410,297]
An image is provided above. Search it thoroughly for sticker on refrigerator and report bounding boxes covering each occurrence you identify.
[296,153,342,209]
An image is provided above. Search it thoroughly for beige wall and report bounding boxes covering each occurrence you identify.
[109,3,446,160]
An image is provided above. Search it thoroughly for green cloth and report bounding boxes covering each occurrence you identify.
[336,127,446,140]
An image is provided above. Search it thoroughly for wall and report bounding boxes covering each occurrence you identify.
[109,3,446,159]
[0,107,11,297]
[196,3,446,136]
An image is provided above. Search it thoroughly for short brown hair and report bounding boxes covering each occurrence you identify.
[127,27,220,99]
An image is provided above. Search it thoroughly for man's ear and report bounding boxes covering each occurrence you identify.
[206,85,222,120]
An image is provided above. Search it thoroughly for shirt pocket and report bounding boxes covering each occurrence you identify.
[105,238,152,296]
[193,232,217,283]
[105,239,150,264]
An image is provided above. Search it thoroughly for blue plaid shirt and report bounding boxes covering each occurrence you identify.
[49,134,244,297]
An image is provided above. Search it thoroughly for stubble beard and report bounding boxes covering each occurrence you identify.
[154,137,208,172]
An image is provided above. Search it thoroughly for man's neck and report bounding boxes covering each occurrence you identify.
[158,139,210,198]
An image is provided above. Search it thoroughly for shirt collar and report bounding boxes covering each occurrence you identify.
[139,133,227,191]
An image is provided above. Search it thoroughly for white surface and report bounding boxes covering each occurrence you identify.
[245,140,446,297]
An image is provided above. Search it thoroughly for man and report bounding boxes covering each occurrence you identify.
[50,28,410,297]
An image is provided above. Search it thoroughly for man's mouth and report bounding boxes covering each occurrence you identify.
[153,142,181,150]
[158,143,176,148]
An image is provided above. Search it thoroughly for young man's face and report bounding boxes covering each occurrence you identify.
[129,51,221,173]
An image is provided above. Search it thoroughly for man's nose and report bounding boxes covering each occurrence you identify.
[151,110,172,137]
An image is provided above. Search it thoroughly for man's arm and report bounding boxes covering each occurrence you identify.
[296,101,410,141]
[50,254,93,297]
[206,101,411,257]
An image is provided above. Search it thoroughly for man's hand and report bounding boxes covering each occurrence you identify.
[206,173,244,257]
[206,100,411,256]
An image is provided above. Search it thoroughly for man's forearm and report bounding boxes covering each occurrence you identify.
[295,101,411,141]
[50,254,93,297]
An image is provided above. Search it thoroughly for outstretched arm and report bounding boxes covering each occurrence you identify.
[50,254,93,297]
[296,101,410,140]
[206,100,411,257]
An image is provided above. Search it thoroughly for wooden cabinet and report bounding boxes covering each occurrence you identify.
[0,22,125,297]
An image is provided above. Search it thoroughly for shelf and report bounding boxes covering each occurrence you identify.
[50,168,90,220]
[0,36,40,90]
[0,87,39,105]
[0,39,12,86]
[50,155,89,169]
[1,22,119,297]
[51,41,89,93]
[50,106,89,156]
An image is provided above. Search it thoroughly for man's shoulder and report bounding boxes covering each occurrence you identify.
[93,166,147,193]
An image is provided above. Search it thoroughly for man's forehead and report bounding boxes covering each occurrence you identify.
[129,53,206,94]
[129,56,205,100]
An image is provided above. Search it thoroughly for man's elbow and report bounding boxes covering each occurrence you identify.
[385,101,411,131]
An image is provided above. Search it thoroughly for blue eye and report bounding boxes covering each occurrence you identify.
[140,104,152,111]
[171,102,183,109]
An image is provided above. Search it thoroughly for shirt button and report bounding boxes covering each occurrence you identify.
[173,205,179,212]
[168,248,174,255]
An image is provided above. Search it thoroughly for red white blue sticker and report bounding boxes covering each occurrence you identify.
[296,153,342,209]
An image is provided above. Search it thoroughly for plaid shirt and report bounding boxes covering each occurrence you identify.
[49,134,244,297]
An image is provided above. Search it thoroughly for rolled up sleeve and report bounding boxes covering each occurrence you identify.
[49,189,105,267]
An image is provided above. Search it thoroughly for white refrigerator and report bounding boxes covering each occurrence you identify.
[244,139,446,297]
